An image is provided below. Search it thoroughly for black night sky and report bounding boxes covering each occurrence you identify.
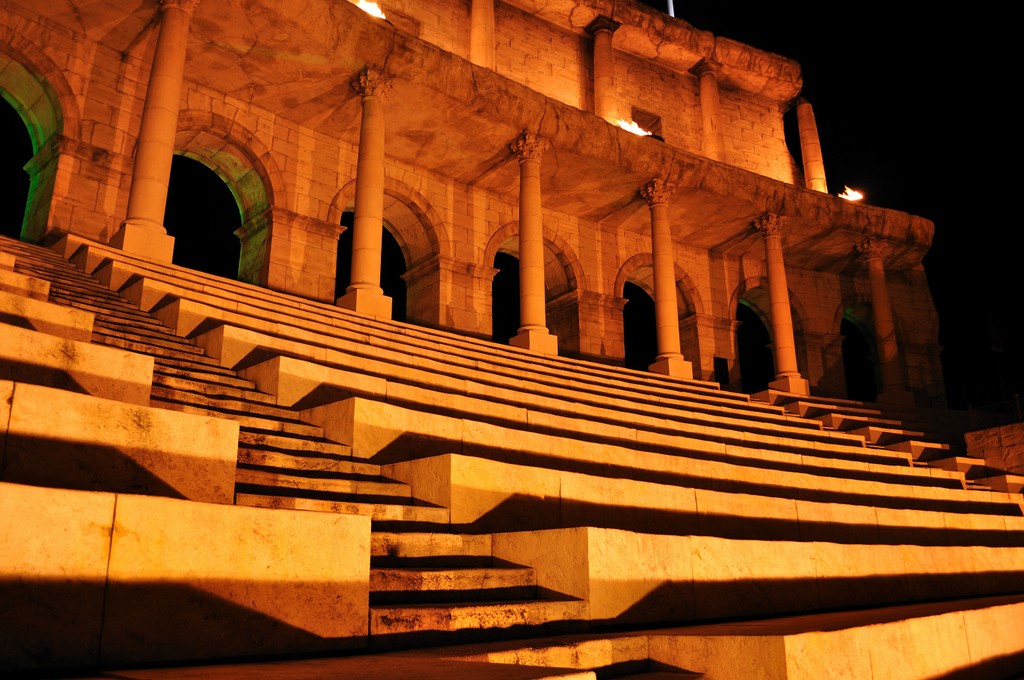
[648,3,1019,411]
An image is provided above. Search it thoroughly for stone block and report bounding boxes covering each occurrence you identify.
[241,354,387,408]
[2,381,238,503]
[306,397,464,461]
[0,289,94,342]
[0,482,116,671]
[0,322,153,405]
[109,222,174,264]
[100,494,370,664]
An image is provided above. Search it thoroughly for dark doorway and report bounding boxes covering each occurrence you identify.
[164,155,241,279]
[736,301,775,393]
[623,281,657,370]
[0,96,33,239]
[841,316,878,401]
[334,211,407,322]
[491,251,520,343]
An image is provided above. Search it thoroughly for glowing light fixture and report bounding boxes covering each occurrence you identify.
[616,119,652,136]
[356,1,386,19]
[838,186,864,201]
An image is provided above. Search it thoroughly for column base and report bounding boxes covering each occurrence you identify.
[769,374,810,396]
[878,387,915,408]
[509,327,559,355]
[336,287,393,319]
[110,221,174,263]
[649,355,693,380]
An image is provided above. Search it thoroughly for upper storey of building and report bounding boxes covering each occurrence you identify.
[4,0,933,272]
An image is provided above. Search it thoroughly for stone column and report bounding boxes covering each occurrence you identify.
[585,16,621,123]
[640,179,693,379]
[469,0,495,69]
[337,67,393,319]
[508,131,557,355]
[690,59,725,162]
[112,0,200,262]
[754,213,808,395]
[856,237,914,406]
[796,97,827,193]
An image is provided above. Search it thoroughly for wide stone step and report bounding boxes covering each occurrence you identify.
[372,531,492,561]
[238,446,370,474]
[369,598,588,643]
[98,333,208,359]
[153,372,274,403]
[235,467,413,498]
[152,400,324,437]
[155,357,250,382]
[150,385,309,421]
[235,490,451,523]
[370,565,538,604]
[238,429,351,456]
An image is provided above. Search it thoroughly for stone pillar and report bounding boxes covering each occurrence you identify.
[585,16,621,123]
[857,237,914,406]
[337,67,393,319]
[640,179,693,379]
[112,0,200,262]
[796,97,827,193]
[469,0,495,69]
[754,213,808,395]
[690,59,725,162]
[508,131,557,355]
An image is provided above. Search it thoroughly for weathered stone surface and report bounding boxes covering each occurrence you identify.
[101,494,371,664]
[2,381,238,503]
[0,482,115,671]
[0,289,94,342]
[0,322,153,405]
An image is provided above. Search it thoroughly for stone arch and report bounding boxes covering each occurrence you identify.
[329,176,451,324]
[174,110,282,223]
[483,222,585,298]
[328,174,452,267]
[615,252,705,373]
[0,39,81,241]
[730,276,810,389]
[614,253,704,316]
[836,293,879,401]
[484,221,586,354]
[169,110,283,283]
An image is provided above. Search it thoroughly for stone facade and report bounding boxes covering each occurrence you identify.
[0,0,943,403]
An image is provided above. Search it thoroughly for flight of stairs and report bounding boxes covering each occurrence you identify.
[4,232,1024,678]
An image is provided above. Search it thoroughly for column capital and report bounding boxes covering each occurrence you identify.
[690,58,720,78]
[640,178,675,206]
[754,212,785,238]
[585,15,621,35]
[160,0,201,17]
[509,131,549,163]
[855,236,887,261]
[352,66,394,99]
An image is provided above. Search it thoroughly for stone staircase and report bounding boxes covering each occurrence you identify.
[0,234,587,652]
[4,232,1024,677]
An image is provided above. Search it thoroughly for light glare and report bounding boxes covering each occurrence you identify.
[838,186,864,201]
[356,1,386,19]
[616,119,652,136]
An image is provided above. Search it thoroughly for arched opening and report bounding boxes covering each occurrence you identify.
[491,251,520,344]
[736,299,775,393]
[622,281,657,370]
[841,312,878,402]
[0,94,32,239]
[334,210,408,322]
[164,155,242,279]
